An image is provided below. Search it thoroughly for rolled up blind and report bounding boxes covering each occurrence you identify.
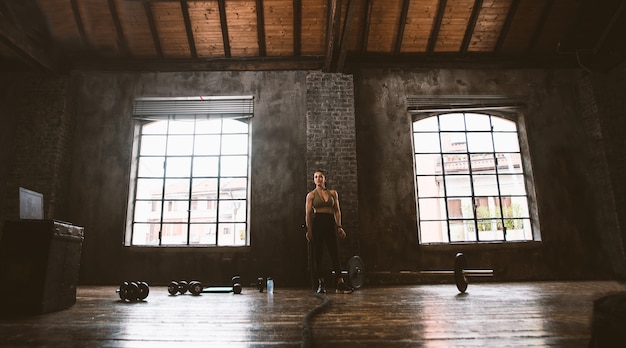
[407,95,525,119]
[132,95,254,120]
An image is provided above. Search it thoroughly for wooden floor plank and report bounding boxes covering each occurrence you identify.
[0,281,624,347]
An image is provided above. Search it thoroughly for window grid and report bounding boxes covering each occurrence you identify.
[130,118,249,246]
[413,113,533,244]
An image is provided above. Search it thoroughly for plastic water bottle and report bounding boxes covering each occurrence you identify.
[266,278,274,293]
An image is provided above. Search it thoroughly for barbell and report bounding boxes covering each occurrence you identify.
[419,252,493,293]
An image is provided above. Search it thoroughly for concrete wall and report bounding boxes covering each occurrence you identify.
[353,68,626,281]
[1,66,625,288]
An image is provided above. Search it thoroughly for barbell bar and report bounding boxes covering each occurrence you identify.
[419,252,493,293]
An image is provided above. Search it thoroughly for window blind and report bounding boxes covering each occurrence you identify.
[132,95,254,120]
[407,95,525,119]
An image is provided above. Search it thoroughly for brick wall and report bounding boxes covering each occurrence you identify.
[0,74,73,227]
[306,72,360,261]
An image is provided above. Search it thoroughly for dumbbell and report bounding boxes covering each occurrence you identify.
[167,280,199,295]
[169,276,242,295]
[199,276,242,294]
[117,281,150,302]
[419,252,494,293]
[256,277,265,292]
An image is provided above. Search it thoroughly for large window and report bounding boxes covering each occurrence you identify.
[412,112,534,244]
[126,96,253,247]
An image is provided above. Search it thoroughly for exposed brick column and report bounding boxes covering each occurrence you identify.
[0,74,72,226]
[305,72,360,260]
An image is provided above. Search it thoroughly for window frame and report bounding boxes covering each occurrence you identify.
[411,110,540,245]
[124,96,253,247]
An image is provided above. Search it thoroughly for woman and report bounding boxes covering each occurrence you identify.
[305,170,353,294]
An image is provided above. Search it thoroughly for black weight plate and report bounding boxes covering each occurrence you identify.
[189,281,204,295]
[137,282,150,300]
[167,281,179,295]
[126,282,140,302]
[178,280,189,294]
[347,256,365,289]
[118,281,130,301]
[454,252,468,293]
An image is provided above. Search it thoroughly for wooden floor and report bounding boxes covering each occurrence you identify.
[1,281,625,347]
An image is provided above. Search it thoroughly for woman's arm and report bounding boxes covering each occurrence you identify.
[305,192,314,241]
[333,190,346,239]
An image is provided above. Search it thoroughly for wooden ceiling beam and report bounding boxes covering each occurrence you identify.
[360,0,373,53]
[460,0,483,53]
[0,1,59,72]
[526,0,555,53]
[108,0,130,57]
[72,56,325,72]
[323,0,342,72]
[337,0,358,72]
[256,0,266,56]
[427,0,447,54]
[218,0,231,58]
[494,0,520,53]
[180,1,197,58]
[70,0,88,47]
[143,0,163,57]
[394,0,411,55]
[293,0,302,56]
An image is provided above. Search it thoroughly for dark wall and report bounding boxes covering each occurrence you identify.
[352,68,626,281]
[65,71,310,286]
[1,67,625,288]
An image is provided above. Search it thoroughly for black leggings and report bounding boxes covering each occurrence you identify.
[311,213,342,281]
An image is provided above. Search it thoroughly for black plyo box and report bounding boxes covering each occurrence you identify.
[0,220,84,314]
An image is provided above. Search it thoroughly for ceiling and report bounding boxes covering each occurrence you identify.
[1,0,625,74]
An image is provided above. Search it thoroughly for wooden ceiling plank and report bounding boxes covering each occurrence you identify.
[460,0,483,53]
[526,0,554,53]
[256,0,267,56]
[337,0,357,71]
[427,0,447,54]
[143,0,163,57]
[494,0,518,53]
[108,0,130,57]
[394,0,411,55]
[218,0,231,57]
[180,1,197,58]
[323,0,341,72]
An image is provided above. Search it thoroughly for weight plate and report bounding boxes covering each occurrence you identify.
[347,255,365,289]
[137,282,150,300]
[118,281,130,301]
[167,281,179,295]
[178,280,189,294]
[454,252,468,293]
[127,282,140,302]
[189,281,204,295]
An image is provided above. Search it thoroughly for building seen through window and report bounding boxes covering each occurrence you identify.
[413,113,533,244]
